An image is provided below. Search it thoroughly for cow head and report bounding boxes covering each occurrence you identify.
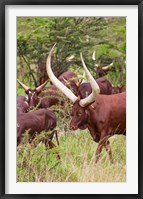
[95,62,113,78]
[70,97,88,130]
[17,79,48,109]
[92,50,113,77]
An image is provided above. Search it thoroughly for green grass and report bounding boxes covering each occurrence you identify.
[17,130,126,182]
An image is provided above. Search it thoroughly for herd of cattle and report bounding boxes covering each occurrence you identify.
[17,44,126,163]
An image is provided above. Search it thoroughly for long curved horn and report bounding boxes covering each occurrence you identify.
[46,44,77,103]
[94,63,99,68]
[36,81,48,92]
[17,79,30,92]
[92,51,96,61]
[79,53,100,107]
[102,62,113,71]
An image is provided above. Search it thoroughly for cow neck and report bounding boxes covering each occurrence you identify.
[86,103,95,126]
[86,104,100,143]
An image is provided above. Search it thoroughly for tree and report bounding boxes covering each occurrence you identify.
[17,17,126,87]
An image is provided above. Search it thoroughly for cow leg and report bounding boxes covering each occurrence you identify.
[55,130,59,145]
[104,140,113,163]
[48,130,59,146]
[95,135,107,163]
[48,130,55,141]
[47,139,60,160]
[47,139,56,149]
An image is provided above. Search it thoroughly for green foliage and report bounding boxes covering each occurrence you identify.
[17,17,126,86]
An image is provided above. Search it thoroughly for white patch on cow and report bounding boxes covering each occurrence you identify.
[31,91,36,101]
[85,91,89,97]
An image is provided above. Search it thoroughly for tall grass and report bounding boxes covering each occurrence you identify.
[17,94,126,182]
[17,130,126,182]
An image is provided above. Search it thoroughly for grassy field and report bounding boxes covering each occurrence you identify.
[17,128,126,182]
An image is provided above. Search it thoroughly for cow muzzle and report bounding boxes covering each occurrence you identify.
[70,123,78,130]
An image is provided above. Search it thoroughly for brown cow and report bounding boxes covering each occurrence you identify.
[46,44,126,163]
[92,50,114,78]
[78,77,112,98]
[17,108,60,159]
[95,62,113,78]
[17,108,57,145]
[17,70,78,109]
